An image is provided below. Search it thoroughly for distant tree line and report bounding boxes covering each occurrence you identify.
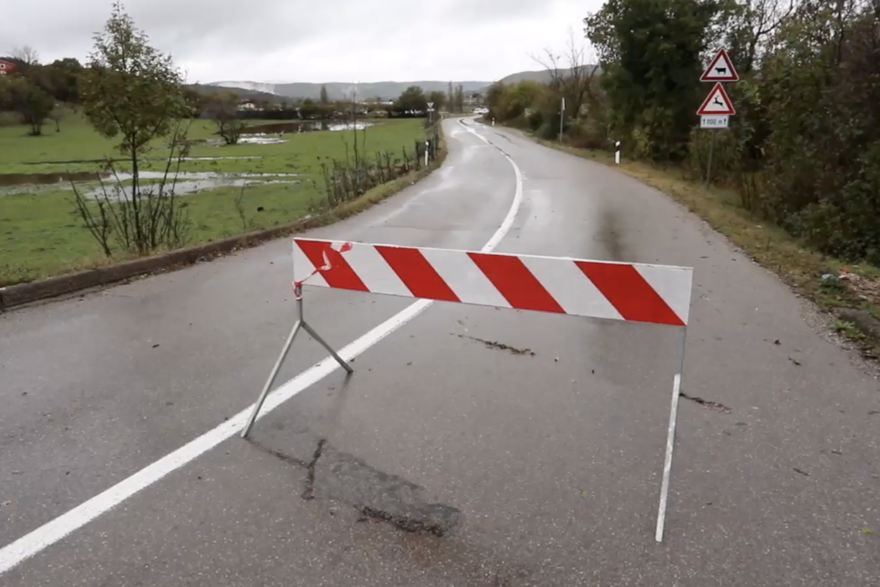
[0,43,479,136]
[487,0,880,266]
[0,48,83,134]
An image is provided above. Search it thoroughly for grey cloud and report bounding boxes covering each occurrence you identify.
[2,0,599,83]
[437,0,552,21]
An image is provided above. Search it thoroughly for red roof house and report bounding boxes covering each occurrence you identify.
[0,59,17,76]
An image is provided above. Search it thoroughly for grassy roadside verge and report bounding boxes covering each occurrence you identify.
[513,126,880,357]
[0,124,446,290]
[0,117,433,286]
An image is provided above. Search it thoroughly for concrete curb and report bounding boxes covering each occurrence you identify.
[0,133,447,312]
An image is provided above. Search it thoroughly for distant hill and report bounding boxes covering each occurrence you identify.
[492,65,603,87]
[204,69,603,101]
[207,80,490,101]
[187,83,280,101]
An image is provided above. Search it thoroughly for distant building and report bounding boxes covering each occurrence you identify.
[0,58,17,76]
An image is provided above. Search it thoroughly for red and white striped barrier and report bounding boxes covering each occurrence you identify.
[293,238,692,326]
[247,237,695,545]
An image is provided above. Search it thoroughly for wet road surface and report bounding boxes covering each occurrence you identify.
[1,119,878,586]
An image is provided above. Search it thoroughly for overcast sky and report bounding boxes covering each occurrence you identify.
[2,0,603,84]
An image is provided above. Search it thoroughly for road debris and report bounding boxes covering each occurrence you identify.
[680,392,732,414]
[457,334,535,356]
[793,467,810,477]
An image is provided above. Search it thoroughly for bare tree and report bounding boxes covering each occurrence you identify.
[740,0,797,72]
[204,93,247,144]
[11,45,40,65]
[531,28,601,121]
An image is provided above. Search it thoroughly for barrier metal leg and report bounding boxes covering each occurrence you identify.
[241,295,352,439]
[655,326,688,543]
[303,322,353,374]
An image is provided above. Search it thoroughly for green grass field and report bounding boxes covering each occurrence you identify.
[0,111,426,174]
[0,110,429,286]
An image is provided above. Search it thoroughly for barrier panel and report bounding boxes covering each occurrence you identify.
[242,238,694,542]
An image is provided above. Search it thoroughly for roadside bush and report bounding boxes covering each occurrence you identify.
[536,119,559,141]
[686,125,741,185]
[527,109,543,131]
[566,114,610,150]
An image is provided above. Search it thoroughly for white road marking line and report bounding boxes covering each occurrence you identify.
[655,372,682,543]
[0,122,524,576]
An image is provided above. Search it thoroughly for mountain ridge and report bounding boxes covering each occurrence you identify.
[208,80,491,101]
[206,67,601,100]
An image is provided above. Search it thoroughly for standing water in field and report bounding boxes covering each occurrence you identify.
[79,171,301,199]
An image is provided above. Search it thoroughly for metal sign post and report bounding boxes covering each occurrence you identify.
[427,101,435,126]
[698,50,739,186]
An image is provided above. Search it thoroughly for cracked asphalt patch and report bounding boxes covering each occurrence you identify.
[456,334,535,356]
[302,438,326,500]
[249,436,461,537]
[680,392,733,414]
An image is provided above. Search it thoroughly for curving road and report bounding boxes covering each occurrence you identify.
[1,118,878,586]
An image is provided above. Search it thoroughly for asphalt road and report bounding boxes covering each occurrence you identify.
[1,118,878,586]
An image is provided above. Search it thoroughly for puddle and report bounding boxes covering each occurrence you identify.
[0,170,300,198]
[238,135,287,145]
[3,170,294,185]
[80,171,300,199]
[112,171,298,181]
[243,120,373,135]
[233,122,372,145]
[17,156,262,166]
[1,163,280,190]
[85,179,300,199]
[0,171,103,186]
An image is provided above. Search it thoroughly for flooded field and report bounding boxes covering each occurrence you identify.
[16,156,262,167]
[0,171,105,187]
[213,121,375,145]
[242,120,373,135]
[81,171,300,199]
[0,170,300,197]
[0,116,429,287]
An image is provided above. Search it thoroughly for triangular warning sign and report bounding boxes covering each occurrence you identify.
[701,49,739,82]
[697,83,735,115]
